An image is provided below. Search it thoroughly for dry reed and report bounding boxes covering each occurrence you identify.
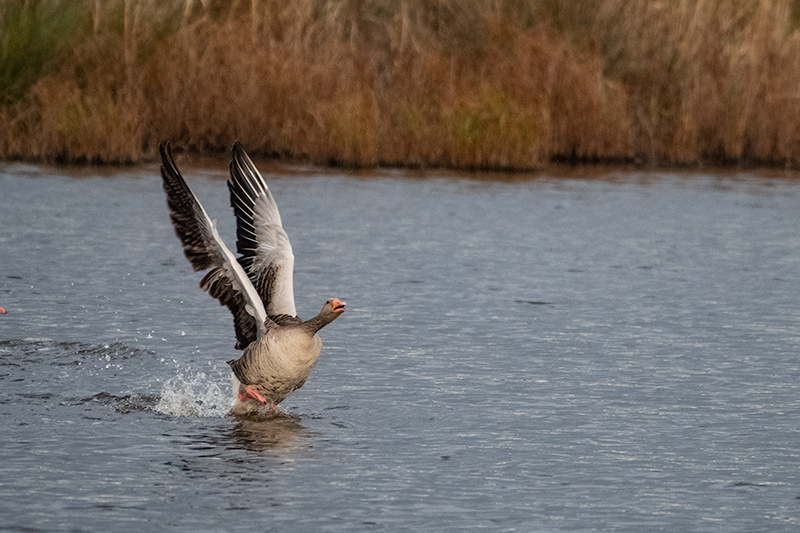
[2,0,800,168]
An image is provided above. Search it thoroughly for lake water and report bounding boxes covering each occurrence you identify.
[1,160,799,532]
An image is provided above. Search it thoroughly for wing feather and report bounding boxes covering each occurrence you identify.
[160,143,267,349]
[228,142,297,318]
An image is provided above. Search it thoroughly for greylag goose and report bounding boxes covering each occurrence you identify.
[159,142,346,412]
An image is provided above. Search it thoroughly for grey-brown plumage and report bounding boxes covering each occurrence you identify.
[227,299,345,406]
[159,142,345,412]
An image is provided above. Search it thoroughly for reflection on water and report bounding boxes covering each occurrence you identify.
[1,164,800,531]
[228,414,310,452]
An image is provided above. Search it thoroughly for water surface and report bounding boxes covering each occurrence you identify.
[1,162,799,531]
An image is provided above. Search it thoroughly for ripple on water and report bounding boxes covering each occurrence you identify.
[0,338,240,418]
[0,338,154,366]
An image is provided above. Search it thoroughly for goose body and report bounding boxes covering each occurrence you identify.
[229,321,322,405]
[160,142,345,412]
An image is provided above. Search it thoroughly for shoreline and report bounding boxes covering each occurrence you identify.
[5,150,800,182]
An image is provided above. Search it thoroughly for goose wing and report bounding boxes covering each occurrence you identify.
[160,143,267,349]
[228,142,298,321]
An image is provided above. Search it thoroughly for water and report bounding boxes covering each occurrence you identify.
[1,161,799,531]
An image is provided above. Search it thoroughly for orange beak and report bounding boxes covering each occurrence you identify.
[0,306,6,315]
[332,299,346,313]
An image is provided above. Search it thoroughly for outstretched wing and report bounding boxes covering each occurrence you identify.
[228,142,298,320]
[160,142,267,349]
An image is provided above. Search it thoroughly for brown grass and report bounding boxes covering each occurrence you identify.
[3,0,800,168]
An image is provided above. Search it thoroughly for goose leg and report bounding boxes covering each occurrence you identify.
[238,385,267,403]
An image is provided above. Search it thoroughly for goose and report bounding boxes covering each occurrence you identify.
[159,142,345,413]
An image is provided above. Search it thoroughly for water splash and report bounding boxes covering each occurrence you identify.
[154,372,232,418]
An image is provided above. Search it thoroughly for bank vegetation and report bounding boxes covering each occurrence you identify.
[3,0,800,169]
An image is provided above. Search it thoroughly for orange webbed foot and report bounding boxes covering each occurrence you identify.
[238,385,268,403]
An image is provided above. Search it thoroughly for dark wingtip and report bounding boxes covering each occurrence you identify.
[159,142,174,168]
[230,141,252,182]
[232,141,256,169]
[232,141,244,157]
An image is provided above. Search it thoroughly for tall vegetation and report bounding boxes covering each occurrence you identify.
[2,0,800,168]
